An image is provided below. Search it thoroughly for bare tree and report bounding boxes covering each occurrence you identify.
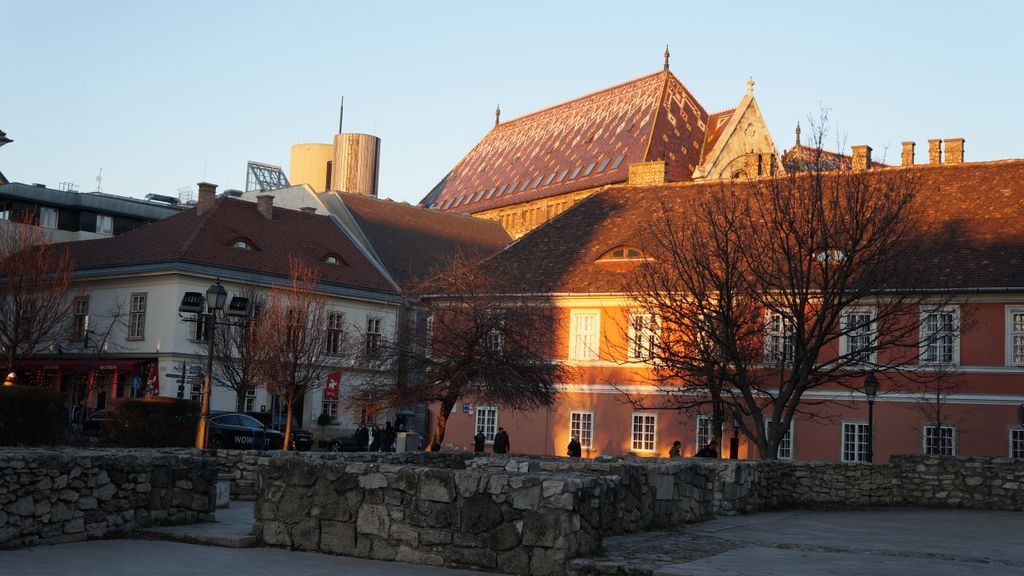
[210,287,268,412]
[252,259,342,451]
[349,253,571,450]
[624,123,965,459]
[0,214,77,375]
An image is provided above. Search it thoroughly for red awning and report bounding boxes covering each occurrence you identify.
[16,358,148,372]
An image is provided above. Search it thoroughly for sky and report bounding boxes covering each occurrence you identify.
[3,1,1022,205]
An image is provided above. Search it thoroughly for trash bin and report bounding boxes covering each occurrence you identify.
[395,431,408,453]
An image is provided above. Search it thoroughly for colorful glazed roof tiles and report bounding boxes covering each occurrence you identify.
[424,70,710,214]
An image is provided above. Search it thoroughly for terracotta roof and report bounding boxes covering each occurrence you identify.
[425,70,709,214]
[700,108,737,164]
[337,192,511,288]
[481,159,1024,294]
[62,197,395,294]
[781,144,891,172]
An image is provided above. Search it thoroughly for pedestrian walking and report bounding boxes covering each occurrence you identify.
[474,429,486,453]
[695,441,719,458]
[355,422,369,451]
[567,434,582,458]
[669,440,682,458]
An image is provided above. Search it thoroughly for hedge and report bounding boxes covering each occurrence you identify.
[0,385,62,445]
[106,397,200,447]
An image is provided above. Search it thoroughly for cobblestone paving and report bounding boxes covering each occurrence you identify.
[569,529,739,575]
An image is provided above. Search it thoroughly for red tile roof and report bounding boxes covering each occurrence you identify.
[700,109,737,164]
[481,159,1024,294]
[336,192,511,288]
[62,197,396,294]
[426,70,709,214]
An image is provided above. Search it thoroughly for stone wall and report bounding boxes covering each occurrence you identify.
[0,448,216,548]
[254,457,603,575]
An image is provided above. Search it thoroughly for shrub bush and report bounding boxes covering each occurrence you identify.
[107,397,199,447]
[0,385,62,446]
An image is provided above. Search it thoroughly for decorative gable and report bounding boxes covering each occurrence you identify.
[692,84,783,181]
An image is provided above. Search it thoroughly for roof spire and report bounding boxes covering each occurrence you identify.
[747,76,755,95]
[663,45,670,71]
[338,96,344,134]
[795,122,801,147]
[495,104,501,127]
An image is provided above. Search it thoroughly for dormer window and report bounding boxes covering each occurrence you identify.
[232,238,256,250]
[599,246,646,261]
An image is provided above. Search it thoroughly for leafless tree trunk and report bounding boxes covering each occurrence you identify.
[0,214,77,374]
[210,288,268,412]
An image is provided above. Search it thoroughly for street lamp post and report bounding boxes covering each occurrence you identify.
[179,281,250,449]
[730,411,740,460]
[864,373,880,464]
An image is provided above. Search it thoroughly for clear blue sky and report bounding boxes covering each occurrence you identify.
[3,1,1021,205]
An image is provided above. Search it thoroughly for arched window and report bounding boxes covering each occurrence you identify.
[232,238,255,250]
[598,246,646,261]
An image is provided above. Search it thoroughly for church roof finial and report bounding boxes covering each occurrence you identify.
[495,104,501,127]
[747,76,755,95]
[795,122,801,147]
[664,45,670,71]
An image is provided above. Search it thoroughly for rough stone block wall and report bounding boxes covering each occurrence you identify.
[254,458,603,575]
[0,448,216,548]
[889,455,1024,510]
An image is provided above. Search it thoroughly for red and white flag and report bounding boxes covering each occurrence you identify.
[324,371,342,400]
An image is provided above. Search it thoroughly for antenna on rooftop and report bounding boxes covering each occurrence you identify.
[95,168,103,192]
[177,185,194,204]
[338,96,344,134]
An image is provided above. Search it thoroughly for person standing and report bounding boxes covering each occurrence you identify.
[474,429,486,453]
[355,422,369,451]
[567,434,582,458]
[382,421,396,452]
[368,424,381,451]
[669,440,682,458]
[493,427,510,454]
[695,441,719,458]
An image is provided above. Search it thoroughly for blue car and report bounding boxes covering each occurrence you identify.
[206,413,284,450]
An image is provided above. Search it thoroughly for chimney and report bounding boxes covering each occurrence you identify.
[901,141,915,166]
[197,182,217,215]
[928,139,943,164]
[851,145,872,170]
[945,138,964,164]
[256,194,274,219]
[300,206,317,214]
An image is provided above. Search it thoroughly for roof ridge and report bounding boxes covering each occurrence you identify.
[493,69,670,129]
[641,71,673,162]
[176,197,223,259]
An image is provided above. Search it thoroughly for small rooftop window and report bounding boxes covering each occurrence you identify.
[474,189,486,202]
[555,169,568,183]
[569,166,582,180]
[611,155,625,169]
[595,158,610,174]
[232,238,256,250]
[496,184,508,197]
[518,180,529,192]
[325,253,347,265]
[508,181,520,194]
[443,197,454,210]
[543,173,555,186]
[582,162,596,177]
[598,246,647,261]
[530,176,543,190]
[485,187,497,200]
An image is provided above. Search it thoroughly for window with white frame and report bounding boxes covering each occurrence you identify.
[923,425,956,456]
[128,293,147,340]
[1008,308,1024,366]
[696,415,714,450]
[764,312,794,367]
[842,308,875,363]
[365,317,382,355]
[766,419,794,459]
[321,398,339,422]
[475,406,498,442]
[570,411,594,450]
[71,296,89,342]
[631,413,657,453]
[327,313,345,355]
[570,310,600,360]
[485,321,505,353]
[842,422,870,462]
[190,314,211,341]
[244,387,256,412]
[628,313,658,361]
[1010,428,1024,459]
[39,207,58,229]
[96,214,113,235]
[921,308,958,365]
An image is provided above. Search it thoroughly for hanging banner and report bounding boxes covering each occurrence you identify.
[324,370,342,401]
[145,362,160,396]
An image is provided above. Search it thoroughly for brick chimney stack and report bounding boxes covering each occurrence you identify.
[901,141,915,167]
[197,182,217,215]
[851,145,872,170]
[256,194,274,219]
[928,139,943,164]
[945,138,965,164]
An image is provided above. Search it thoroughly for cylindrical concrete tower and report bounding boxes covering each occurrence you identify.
[331,133,380,197]
[289,143,335,193]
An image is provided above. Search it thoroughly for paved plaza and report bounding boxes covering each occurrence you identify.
[3,505,1023,576]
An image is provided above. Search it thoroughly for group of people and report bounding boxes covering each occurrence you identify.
[669,440,718,458]
[473,426,510,454]
[354,421,417,452]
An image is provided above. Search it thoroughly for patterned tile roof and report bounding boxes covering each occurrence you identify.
[61,197,396,294]
[425,70,709,214]
[700,109,737,164]
[481,159,1024,294]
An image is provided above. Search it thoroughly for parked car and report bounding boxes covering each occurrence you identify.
[207,413,283,450]
[245,411,314,451]
[328,433,365,452]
